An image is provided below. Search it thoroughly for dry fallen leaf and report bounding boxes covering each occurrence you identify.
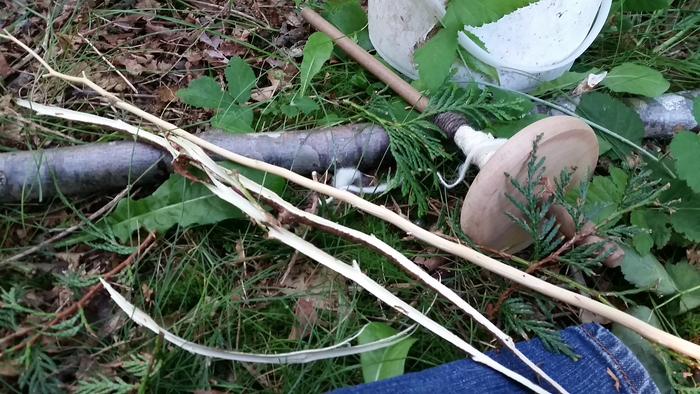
[0,54,13,78]
[572,71,608,96]
[687,248,700,266]
[288,298,318,340]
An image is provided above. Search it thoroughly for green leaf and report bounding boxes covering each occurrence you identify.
[666,261,700,314]
[693,96,700,124]
[443,0,536,29]
[666,181,700,242]
[414,27,459,91]
[299,32,334,96]
[290,96,320,115]
[631,209,672,249]
[105,166,285,242]
[622,0,671,12]
[177,77,234,109]
[458,47,499,82]
[225,57,256,104]
[632,232,653,255]
[358,323,416,383]
[602,63,670,97]
[670,131,700,193]
[211,107,254,133]
[488,114,546,139]
[584,167,628,225]
[612,306,674,394]
[620,246,677,295]
[576,92,644,157]
[323,0,371,50]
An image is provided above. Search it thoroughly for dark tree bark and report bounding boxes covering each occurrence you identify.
[0,124,390,203]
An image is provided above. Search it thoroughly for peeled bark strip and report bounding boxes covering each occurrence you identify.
[0,124,389,202]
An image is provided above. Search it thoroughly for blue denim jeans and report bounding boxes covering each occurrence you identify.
[331,323,659,393]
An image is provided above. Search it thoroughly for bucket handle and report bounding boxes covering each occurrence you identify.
[456,0,613,74]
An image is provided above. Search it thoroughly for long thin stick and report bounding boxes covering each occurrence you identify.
[300,8,429,112]
[4,31,699,359]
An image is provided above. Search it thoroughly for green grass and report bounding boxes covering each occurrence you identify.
[1,0,699,392]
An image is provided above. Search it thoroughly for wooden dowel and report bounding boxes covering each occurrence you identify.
[301,8,430,112]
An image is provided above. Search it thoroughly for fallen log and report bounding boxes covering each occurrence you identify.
[0,123,389,202]
[1,91,696,203]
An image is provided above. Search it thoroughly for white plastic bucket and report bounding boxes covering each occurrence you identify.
[367,0,612,92]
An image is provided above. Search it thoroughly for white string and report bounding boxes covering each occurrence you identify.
[438,125,507,189]
[326,167,389,203]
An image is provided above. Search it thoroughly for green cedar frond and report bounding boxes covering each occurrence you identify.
[428,84,532,127]
[504,134,564,260]
[500,298,578,359]
[19,346,61,394]
[620,169,664,209]
[558,242,610,276]
[360,84,533,215]
[75,375,135,394]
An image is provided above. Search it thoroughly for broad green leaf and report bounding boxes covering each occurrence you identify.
[358,323,416,383]
[458,47,499,82]
[693,96,700,124]
[225,57,256,104]
[211,107,254,133]
[670,131,700,193]
[612,306,674,394]
[290,96,319,115]
[177,77,234,109]
[666,261,700,314]
[622,0,671,12]
[665,181,700,243]
[299,32,334,96]
[620,246,677,295]
[488,114,546,139]
[584,167,628,225]
[443,0,536,30]
[414,27,459,91]
[632,232,653,255]
[323,0,371,50]
[105,166,285,242]
[603,63,670,97]
[576,92,644,157]
[631,209,671,249]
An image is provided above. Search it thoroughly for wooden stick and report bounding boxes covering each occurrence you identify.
[300,8,430,112]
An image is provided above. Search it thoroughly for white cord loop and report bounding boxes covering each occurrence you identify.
[438,125,507,189]
[326,167,389,204]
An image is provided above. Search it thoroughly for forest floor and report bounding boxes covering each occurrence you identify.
[1,1,699,393]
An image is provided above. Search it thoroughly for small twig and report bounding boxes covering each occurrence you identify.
[77,32,138,94]
[2,187,131,265]
[0,233,157,358]
[488,228,595,319]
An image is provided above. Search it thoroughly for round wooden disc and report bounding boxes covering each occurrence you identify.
[460,116,599,253]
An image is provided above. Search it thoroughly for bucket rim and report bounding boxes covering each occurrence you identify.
[458,0,612,73]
